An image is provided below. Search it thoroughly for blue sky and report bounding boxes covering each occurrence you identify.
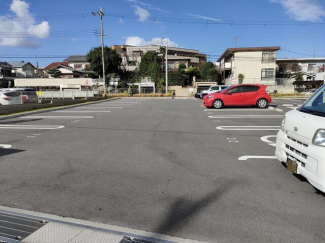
[0,0,325,67]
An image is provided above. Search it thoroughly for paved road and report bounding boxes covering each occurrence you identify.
[0,98,324,243]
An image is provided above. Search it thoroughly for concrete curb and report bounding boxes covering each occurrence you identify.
[0,97,120,121]
[0,205,206,243]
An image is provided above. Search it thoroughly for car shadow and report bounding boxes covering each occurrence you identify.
[0,148,25,157]
[0,119,42,124]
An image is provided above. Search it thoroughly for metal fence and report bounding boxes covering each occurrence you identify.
[224,78,295,86]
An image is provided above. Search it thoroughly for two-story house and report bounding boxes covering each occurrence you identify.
[217,46,281,85]
[63,55,91,71]
[8,61,37,78]
[276,58,325,80]
[111,45,207,72]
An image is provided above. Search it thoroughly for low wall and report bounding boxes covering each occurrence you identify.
[267,85,295,94]
[37,90,98,99]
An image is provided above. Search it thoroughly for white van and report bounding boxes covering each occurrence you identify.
[200,85,230,99]
[276,84,325,192]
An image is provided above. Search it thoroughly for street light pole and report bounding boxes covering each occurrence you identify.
[92,7,106,96]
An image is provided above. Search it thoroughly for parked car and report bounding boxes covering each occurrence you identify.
[276,84,325,193]
[203,84,271,109]
[200,85,230,99]
[0,88,38,104]
[0,91,22,105]
[195,90,202,98]
[301,88,318,96]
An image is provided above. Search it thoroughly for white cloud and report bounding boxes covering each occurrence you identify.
[125,36,178,47]
[134,5,150,22]
[70,37,78,42]
[190,14,222,22]
[118,18,125,24]
[0,0,50,48]
[126,0,169,13]
[270,0,325,22]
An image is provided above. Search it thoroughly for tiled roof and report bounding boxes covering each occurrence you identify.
[217,46,281,62]
[7,61,35,68]
[44,62,69,70]
[63,55,88,62]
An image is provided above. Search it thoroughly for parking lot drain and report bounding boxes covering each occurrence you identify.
[0,212,47,241]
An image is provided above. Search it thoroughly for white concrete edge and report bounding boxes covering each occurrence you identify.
[0,206,207,243]
[0,98,121,121]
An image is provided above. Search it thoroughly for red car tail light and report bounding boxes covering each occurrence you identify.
[2,97,10,100]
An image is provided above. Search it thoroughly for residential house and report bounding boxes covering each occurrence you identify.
[44,62,93,78]
[111,45,207,72]
[217,46,281,85]
[63,55,91,71]
[276,58,325,81]
[8,61,38,78]
[0,62,15,88]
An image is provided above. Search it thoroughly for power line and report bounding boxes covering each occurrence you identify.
[1,11,325,26]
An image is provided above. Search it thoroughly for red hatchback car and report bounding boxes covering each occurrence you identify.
[204,84,271,109]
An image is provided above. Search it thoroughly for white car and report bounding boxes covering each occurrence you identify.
[200,85,230,99]
[0,90,22,105]
[276,84,325,193]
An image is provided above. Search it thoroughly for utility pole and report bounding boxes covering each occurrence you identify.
[92,7,106,96]
[165,39,168,94]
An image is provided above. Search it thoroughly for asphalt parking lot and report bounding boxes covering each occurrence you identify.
[1,97,325,243]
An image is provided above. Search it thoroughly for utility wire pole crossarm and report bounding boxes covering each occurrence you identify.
[92,7,106,96]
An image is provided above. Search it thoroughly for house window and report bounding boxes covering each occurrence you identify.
[261,68,275,80]
[262,52,275,63]
[74,64,82,70]
[292,63,300,72]
[308,64,316,72]
[279,64,286,74]
[167,61,175,70]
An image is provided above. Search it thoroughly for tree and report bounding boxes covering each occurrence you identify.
[118,81,128,88]
[200,62,215,79]
[139,51,162,78]
[295,73,304,81]
[238,73,245,84]
[178,63,186,74]
[138,51,163,85]
[48,69,62,78]
[206,68,218,81]
[86,46,121,81]
[168,73,186,86]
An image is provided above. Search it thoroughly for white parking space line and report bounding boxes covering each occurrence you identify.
[283,104,294,107]
[33,134,41,136]
[204,109,272,112]
[0,144,12,149]
[209,115,284,119]
[52,111,111,113]
[261,135,277,147]
[27,136,36,138]
[238,156,277,161]
[21,116,93,119]
[0,125,65,129]
[76,107,123,109]
[217,126,281,131]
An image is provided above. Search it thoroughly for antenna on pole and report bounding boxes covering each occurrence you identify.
[233,36,240,47]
